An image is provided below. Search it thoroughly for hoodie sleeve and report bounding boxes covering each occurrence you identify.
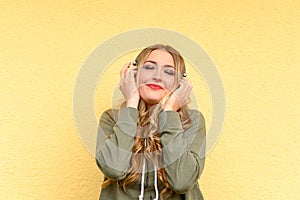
[158,109,206,194]
[95,107,139,181]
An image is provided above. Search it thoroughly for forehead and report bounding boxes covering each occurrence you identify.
[145,49,175,66]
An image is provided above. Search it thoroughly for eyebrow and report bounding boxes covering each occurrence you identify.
[144,60,175,68]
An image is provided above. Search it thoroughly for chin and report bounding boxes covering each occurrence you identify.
[139,86,168,106]
[140,93,163,105]
[139,92,162,106]
[142,98,161,106]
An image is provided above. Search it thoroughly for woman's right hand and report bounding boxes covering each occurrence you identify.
[119,61,140,108]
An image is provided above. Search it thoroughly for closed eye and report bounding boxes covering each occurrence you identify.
[143,64,155,70]
[164,68,175,76]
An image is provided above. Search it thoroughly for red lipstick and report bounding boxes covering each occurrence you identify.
[147,84,162,90]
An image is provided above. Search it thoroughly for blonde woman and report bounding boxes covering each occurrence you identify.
[96,44,206,200]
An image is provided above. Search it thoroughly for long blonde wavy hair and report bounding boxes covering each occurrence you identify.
[103,44,192,199]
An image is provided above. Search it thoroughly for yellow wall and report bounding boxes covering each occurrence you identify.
[1,0,299,199]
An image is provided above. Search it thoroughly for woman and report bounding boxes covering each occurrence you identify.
[96,44,206,200]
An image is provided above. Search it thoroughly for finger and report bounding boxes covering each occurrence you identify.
[175,78,184,88]
[131,66,138,74]
[180,77,189,85]
[120,61,131,78]
[181,77,191,84]
[132,67,138,80]
[126,68,134,80]
[177,78,187,90]
[181,77,192,90]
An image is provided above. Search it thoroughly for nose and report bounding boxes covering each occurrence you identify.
[152,67,162,82]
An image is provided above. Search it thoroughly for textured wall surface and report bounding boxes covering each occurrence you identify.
[1,1,299,199]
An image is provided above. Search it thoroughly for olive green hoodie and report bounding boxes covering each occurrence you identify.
[96,107,206,200]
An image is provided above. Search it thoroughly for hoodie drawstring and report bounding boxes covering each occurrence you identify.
[138,158,146,200]
[153,166,159,200]
[139,140,159,200]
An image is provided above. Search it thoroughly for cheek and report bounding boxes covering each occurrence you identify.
[164,76,176,89]
[137,72,151,86]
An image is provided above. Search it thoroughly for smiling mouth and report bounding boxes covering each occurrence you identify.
[147,84,163,90]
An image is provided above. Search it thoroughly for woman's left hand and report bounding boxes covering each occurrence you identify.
[164,78,192,111]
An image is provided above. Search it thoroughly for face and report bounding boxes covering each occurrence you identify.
[137,49,176,105]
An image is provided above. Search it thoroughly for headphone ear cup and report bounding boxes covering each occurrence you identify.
[132,60,137,66]
[183,65,187,77]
